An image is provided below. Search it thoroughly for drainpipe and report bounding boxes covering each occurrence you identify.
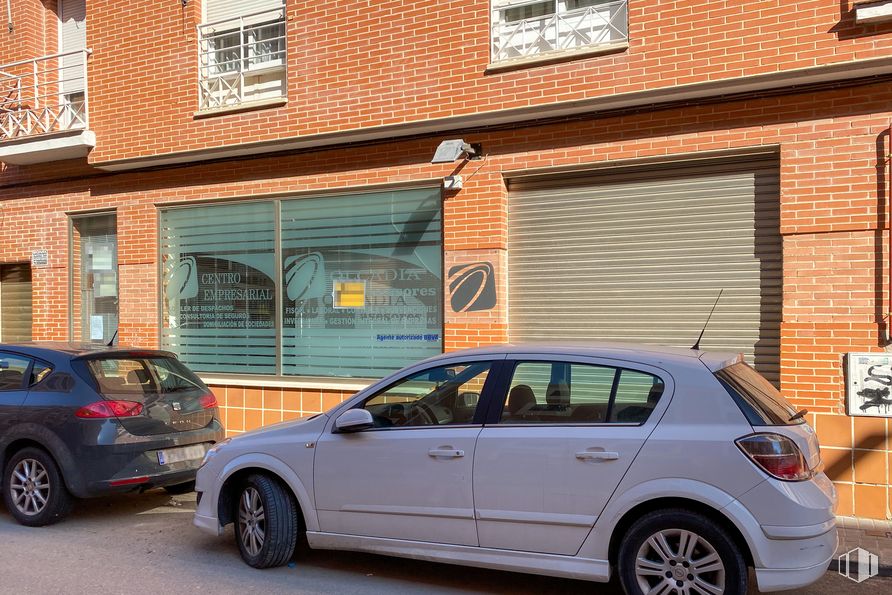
[879,123,892,348]
[6,0,11,33]
[887,123,892,345]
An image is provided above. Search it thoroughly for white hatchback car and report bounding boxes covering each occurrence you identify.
[194,344,837,594]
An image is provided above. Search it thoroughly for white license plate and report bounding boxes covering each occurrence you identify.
[157,444,207,466]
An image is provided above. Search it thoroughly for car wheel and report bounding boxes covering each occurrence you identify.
[3,447,73,527]
[618,508,748,595]
[234,474,298,568]
[162,480,196,495]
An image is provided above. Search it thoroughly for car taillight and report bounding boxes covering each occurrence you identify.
[199,393,218,409]
[76,400,144,418]
[736,433,812,481]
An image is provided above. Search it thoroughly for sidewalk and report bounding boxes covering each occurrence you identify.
[832,516,892,576]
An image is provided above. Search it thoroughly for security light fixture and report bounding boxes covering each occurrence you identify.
[431,139,482,164]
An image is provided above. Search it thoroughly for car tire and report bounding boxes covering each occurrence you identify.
[162,480,196,495]
[234,474,298,568]
[3,447,73,527]
[617,508,748,595]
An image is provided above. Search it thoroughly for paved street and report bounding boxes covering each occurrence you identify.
[1,491,889,595]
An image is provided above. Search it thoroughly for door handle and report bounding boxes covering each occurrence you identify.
[428,448,465,458]
[576,451,619,461]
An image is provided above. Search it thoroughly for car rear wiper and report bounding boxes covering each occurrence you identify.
[789,408,808,422]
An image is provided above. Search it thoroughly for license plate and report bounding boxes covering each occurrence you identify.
[157,444,207,466]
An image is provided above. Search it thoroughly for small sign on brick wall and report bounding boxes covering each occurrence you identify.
[846,353,892,417]
[30,249,48,268]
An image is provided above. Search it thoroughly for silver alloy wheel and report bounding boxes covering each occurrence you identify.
[9,458,51,516]
[238,486,266,557]
[634,528,726,595]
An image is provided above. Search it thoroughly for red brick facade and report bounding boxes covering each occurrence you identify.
[2,1,892,519]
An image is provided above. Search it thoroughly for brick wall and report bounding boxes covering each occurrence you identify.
[5,0,892,168]
[2,80,892,517]
[0,0,56,65]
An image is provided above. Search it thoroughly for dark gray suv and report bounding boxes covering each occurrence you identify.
[0,342,224,526]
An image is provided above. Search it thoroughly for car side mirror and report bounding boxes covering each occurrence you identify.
[334,408,374,433]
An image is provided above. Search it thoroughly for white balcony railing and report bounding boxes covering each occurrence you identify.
[198,7,287,111]
[492,1,628,63]
[0,49,91,141]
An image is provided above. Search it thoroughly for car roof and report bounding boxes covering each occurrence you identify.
[0,342,176,360]
[426,342,743,372]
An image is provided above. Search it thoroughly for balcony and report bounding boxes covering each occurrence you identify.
[491,0,628,65]
[0,50,95,165]
[198,7,287,114]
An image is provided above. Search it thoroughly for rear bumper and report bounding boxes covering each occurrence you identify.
[65,419,225,498]
[752,526,837,592]
[755,556,835,592]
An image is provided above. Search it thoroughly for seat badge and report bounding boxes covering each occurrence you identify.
[172,402,182,411]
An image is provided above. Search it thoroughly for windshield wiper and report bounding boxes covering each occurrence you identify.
[789,408,808,422]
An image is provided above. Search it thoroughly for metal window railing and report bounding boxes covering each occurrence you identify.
[491,1,628,63]
[198,7,287,111]
[0,49,91,141]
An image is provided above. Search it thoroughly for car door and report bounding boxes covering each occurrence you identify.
[313,357,502,546]
[472,355,672,555]
[0,351,33,436]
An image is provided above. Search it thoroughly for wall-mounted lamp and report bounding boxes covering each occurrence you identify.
[431,139,483,164]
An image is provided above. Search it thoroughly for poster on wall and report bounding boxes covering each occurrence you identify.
[164,254,276,332]
[846,353,892,417]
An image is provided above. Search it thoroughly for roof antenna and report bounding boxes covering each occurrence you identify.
[692,289,723,351]
[106,329,118,347]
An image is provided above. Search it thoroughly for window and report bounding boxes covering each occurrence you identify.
[85,357,205,397]
[280,189,442,377]
[30,361,52,386]
[199,1,287,110]
[161,202,277,375]
[71,214,118,344]
[500,361,664,424]
[160,188,443,378]
[716,362,801,426]
[0,353,30,391]
[361,362,492,428]
[491,0,628,63]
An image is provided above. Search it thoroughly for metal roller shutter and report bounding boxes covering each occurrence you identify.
[507,154,781,382]
[0,264,33,343]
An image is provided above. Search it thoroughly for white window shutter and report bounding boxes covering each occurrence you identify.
[205,0,285,24]
[59,0,86,94]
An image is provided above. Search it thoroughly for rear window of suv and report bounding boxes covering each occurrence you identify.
[715,362,802,426]
[85,356,206,396]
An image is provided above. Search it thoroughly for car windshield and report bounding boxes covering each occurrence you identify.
[86,356,205,396]
[715,362,801,425]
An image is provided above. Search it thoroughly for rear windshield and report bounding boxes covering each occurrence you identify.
[86,357,207,396]
[715,362,802,426]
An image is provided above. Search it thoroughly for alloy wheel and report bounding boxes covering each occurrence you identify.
[238,486,266,557]
[634,528,726,595]
[9,458,51,516]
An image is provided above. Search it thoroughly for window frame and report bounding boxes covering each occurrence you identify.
[0,351,53,391]
[342,359,508,432]
[482,356,670,427]
[158,187,445,381]
[197,5,288,112]
[489,0,630,66]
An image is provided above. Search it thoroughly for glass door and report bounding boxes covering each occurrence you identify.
[72,214,118,343]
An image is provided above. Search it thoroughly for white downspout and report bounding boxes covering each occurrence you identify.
[6,0,12,33]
